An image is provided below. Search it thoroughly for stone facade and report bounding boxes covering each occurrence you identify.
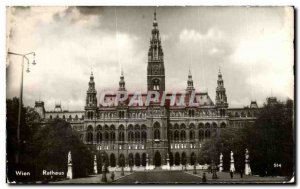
[34,11,260,169]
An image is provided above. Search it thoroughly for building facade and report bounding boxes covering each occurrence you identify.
[34,12,260,170]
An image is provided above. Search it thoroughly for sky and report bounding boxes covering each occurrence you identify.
[6,6,294,111]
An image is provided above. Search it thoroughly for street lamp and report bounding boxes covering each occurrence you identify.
[7,51,37,164]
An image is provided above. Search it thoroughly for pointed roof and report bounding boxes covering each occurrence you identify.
[153,9,158,27]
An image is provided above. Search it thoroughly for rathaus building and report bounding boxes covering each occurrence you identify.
[34,12,260,170]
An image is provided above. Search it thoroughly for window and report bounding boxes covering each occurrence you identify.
[154,129,160,139]
[199,130,204,141]
[97,132,102,143]
[205,130,211,138]
[189,130,195,140]
[180,130,186,140]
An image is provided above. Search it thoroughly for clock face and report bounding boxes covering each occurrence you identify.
[152,64,160,74]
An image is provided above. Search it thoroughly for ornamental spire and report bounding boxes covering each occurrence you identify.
[119,68,126,91]
[153,9,158,27]
[148,9,164,62]
[186,69,195,92]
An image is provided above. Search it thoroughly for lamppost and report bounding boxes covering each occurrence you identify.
[8,51,36,164]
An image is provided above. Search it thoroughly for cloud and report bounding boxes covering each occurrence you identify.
[6,6,144,110]
[229,12,294,100]
[179,27,224,43]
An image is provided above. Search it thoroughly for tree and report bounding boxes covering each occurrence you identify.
[6,97,40,182]
[244,99,294,177]
[28,118,94,181]
[199,99,294,178]
[199,127,246,171]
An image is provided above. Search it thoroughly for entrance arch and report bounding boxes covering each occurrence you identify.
[191,152,196,165]
[175,152,180,165]
[110,153,116,167]
[135,153,141,166]
[154,151,161,167]
[142,153,147,166]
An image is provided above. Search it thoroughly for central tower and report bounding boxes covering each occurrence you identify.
[147,11,165,92]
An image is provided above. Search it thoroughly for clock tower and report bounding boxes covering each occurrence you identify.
[147,10,165,92]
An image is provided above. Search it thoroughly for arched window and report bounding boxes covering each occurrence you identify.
[86,126,93,143]
[205,130,211,138]
[247,112,252,117]
[97,132,102,143]
[62,115,65,119]
[104,132,109,142]
[110,131,115,142]
[152,79,160,90]
[189,130,195,140]
[169,130,173,141]
[180,130,186,140]
[141,131,147,142]
[199,130,204,141]
[220,122,226,128]
[128,132,134,142]
[119,132,124,142]
[241,112,246,117]
[198,123,204,129]
[49,115,52,119]
[174,130,179,141]
[154,122,160,140]
[87,132,93,143]
[135,131,140,142]
[154,129,160,140]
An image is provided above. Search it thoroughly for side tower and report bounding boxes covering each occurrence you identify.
[215,69,228,116]
[147,11,165,92]
[85,71,98,120]
[34,100,45,119]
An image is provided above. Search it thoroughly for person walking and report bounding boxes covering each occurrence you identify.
[111,171,115,182]
[230,170,233,179]
[240,169,243,178]
[202,172,207,183]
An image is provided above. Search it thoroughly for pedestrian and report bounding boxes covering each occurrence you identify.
[202,172,207,183]
[240,169,243,178]
[111,171,115,181]
[230,170,233,179]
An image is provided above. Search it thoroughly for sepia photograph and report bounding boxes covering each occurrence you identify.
[5,6,294,184]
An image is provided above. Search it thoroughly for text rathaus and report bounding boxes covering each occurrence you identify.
[34,12,260,170]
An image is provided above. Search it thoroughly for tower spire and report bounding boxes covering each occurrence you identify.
[147,10,165,92]
[153,8,158,27]
[186,69,195,92]
[119,69,126,91]
[215,69,228,116]
[85,71,97,109]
